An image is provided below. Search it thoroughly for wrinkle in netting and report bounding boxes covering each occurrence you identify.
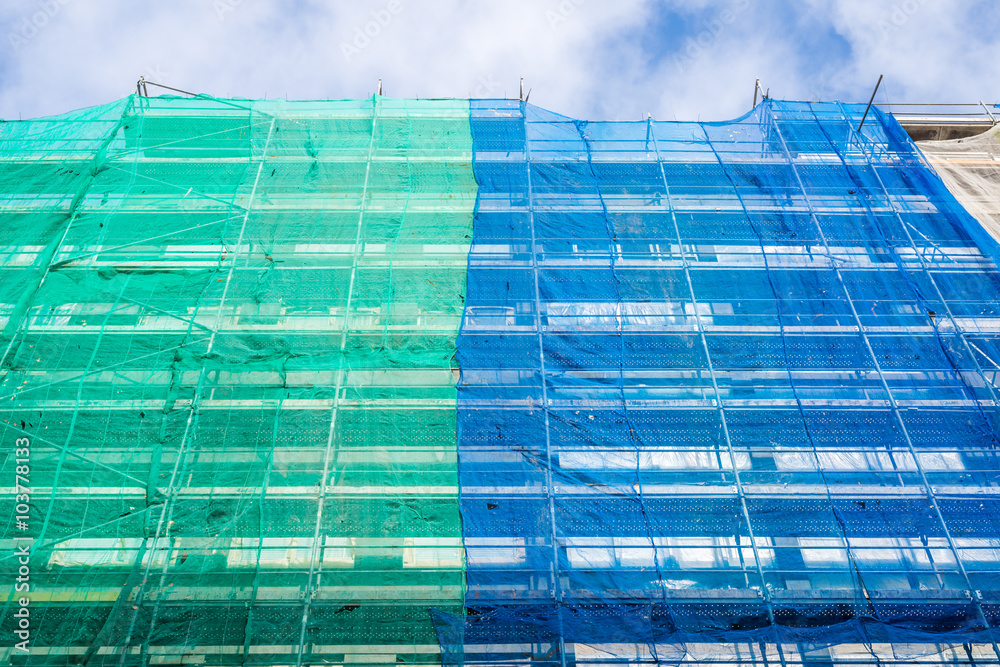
[447,99,1000,665]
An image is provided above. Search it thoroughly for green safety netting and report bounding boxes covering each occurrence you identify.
[0,95,475,665]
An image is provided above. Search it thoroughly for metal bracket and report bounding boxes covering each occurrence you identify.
[981,100,997,125]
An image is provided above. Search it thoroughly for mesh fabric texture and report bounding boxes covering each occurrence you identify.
[448,99,1000,666]
[2,95,1000,667]
[0,95,475,665]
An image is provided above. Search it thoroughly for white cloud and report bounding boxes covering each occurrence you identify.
[0,0,996,122]
[803,0,999,104]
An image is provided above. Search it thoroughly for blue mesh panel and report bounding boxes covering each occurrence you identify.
[446,99,1000,666]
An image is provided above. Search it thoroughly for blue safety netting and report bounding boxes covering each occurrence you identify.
[443,99,1000,665]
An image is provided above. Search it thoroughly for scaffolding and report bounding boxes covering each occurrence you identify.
[449,99,1000,666]
[0,95,998,666]
[0,95,475,665]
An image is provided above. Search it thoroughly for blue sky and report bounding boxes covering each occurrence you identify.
[1,0,997,122]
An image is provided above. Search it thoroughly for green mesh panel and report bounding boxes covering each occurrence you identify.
[0,95,475,665]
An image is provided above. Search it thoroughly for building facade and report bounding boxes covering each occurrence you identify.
[1,96,999,666]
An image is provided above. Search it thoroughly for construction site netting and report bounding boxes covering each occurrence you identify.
[919,125,1000,245]
[443,100,1000,667]
[0,95,476,665]
[2,95,1000,667]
